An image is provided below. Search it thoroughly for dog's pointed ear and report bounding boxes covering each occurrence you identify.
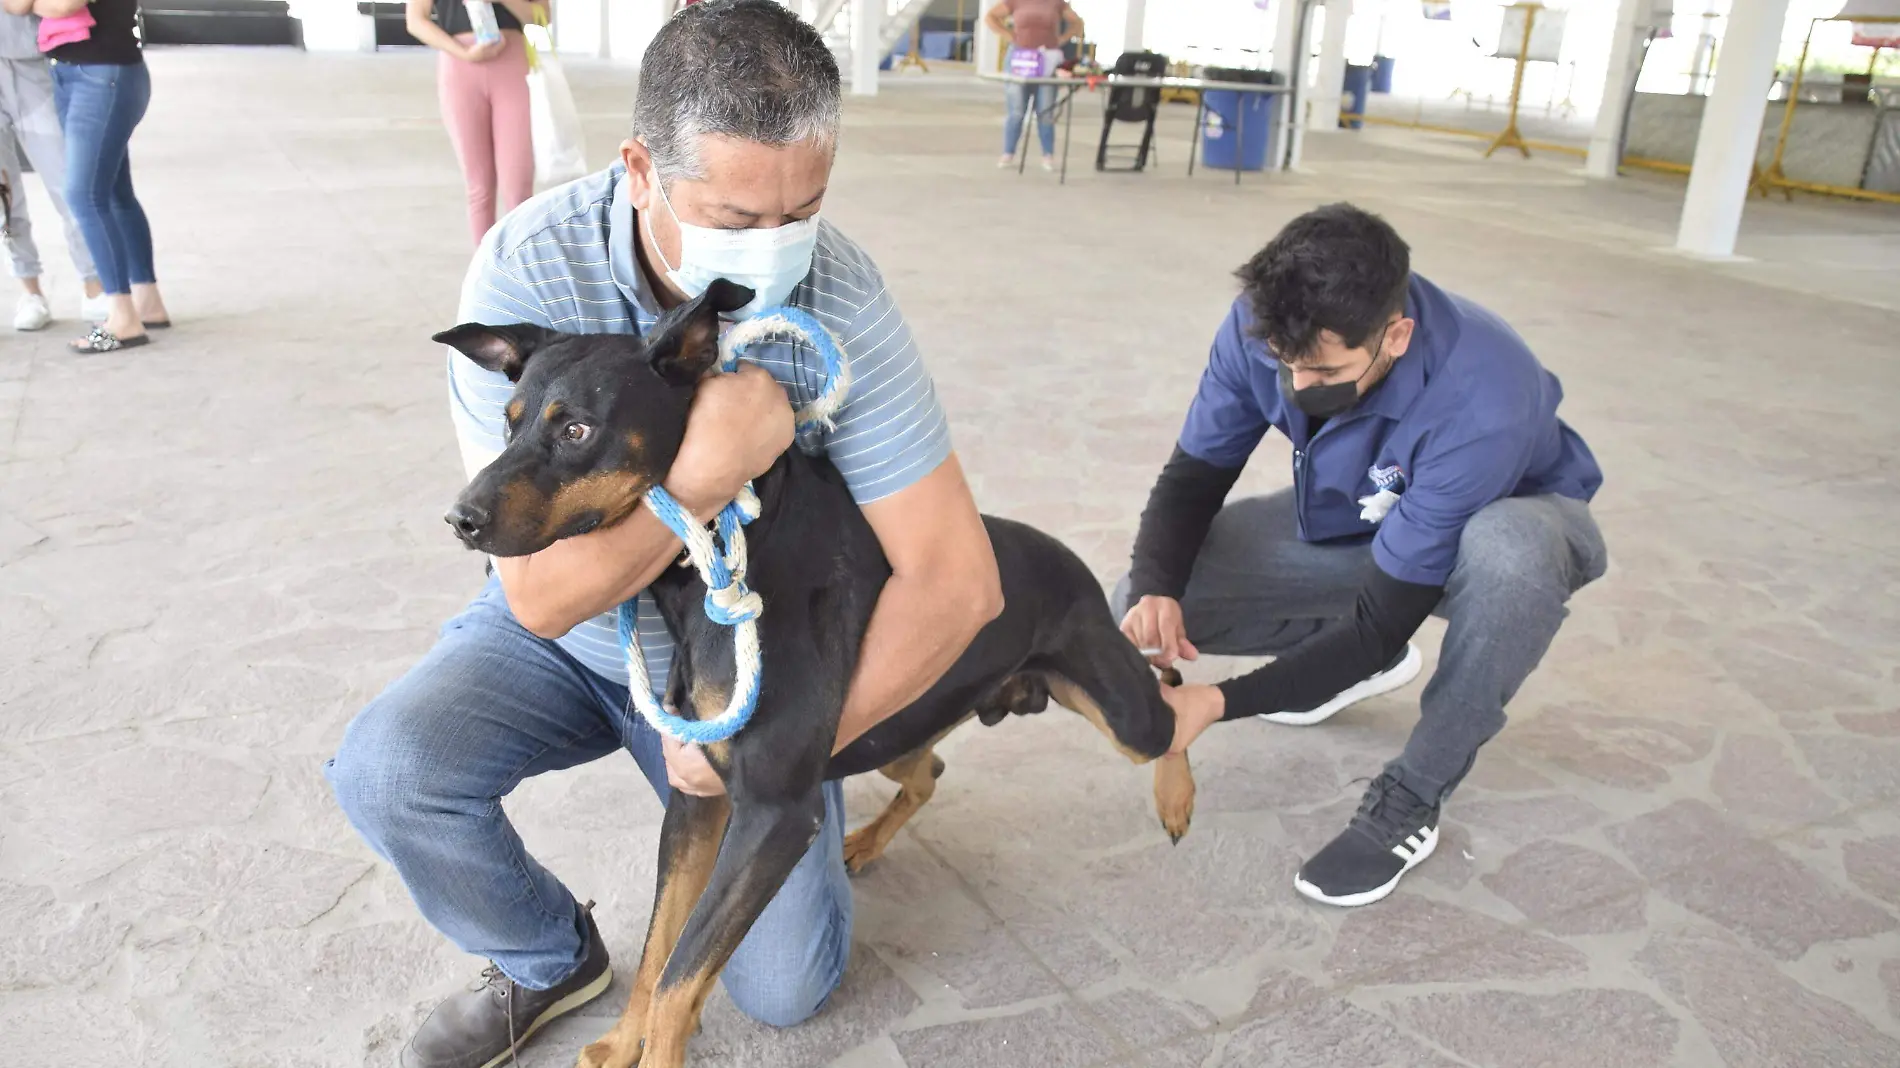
[646,279,756,387]
[433,322,560,382]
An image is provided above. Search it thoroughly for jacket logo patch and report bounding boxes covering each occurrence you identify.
[1360,463,1406,523]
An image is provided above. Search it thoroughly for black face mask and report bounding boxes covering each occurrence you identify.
[1278,325,1390,419]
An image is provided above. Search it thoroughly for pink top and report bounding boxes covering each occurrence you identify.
[38,8,96,52]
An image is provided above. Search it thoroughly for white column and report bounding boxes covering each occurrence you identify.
[1270,0,1309,169]
[1585,0,1651,178]
[975,11,1002,75]
[851,0,882,95]
[288,0,372,51]
[1123,0,1146,53]
[1675,0,1789,257]
[1309,0,1353,133]
[598,0,614,60]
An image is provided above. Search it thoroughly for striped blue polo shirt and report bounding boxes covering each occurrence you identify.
[447,163,954,693]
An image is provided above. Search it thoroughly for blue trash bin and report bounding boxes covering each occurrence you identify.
[1199,77,1280,171]
[1371,55,1396,93]
[1341,64,1372,128]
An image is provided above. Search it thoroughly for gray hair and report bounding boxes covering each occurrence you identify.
[633,0,842,183]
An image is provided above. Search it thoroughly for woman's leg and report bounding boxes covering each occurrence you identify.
[1034,84,1058,158]
[439,44,500,245]
[487,34,535,217]
[52,62,144,343]
[1002,82,1029,160]
[93,63,165,324]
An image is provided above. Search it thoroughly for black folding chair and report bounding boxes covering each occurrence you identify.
[1095,51,1169,173]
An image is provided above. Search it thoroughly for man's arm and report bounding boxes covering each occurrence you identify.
[1128,446,1244,602]
[832,455,1003,752]
[447,241,795,637]
[493,367,794,637]
[1120,302,1268,663]
[1216,567,1440,718]
[1180,423,1534,743]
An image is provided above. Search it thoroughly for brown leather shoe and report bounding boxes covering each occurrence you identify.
[401,903,613,1068]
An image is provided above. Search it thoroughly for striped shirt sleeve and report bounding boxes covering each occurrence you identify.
[446,248,553,480]
[806,254,954,504]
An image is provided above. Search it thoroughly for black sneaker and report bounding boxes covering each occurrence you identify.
[1262,643,1422,726]
[1294,772,1440,907]
[402,902,614,1068]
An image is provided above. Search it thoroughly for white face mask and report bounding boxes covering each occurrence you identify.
[645,172,819,320]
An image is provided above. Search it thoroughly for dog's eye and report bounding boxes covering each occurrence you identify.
[563,422,592,443]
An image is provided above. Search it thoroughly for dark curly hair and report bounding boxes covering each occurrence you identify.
[1235,203,1411,362]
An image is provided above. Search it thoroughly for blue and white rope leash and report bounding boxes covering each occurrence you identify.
[617,305,853,745]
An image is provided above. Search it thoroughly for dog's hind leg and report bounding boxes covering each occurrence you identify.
[639,793,829,1068]
[577,792,730,1068]
[843,746,945,874]
[1038,621,1197,843]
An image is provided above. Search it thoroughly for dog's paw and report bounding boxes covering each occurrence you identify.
[577,1035,641,1068]
[842,825,887,874]
[1153,751,1196,844]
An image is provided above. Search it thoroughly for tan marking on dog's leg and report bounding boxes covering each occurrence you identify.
[843,748,942,873]
[1045,674,1198,842]
[842,715,970,873]
[637,973,721,1068]
[576,796,730,1068]
[1043,674,1151,765]
[1153,751,1196,843]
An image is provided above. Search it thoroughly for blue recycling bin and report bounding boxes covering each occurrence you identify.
[1200,90,1278,172]
[1341,64,1373,128]
[1371,55,1396,93]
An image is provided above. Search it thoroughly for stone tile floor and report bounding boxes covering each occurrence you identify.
[3,49,1898,1068]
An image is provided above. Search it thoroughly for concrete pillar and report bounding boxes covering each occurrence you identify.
[975,6,1002,75]
[1123,0,1146,53]
[1585,0,1652,178]
[1675,0,1789,257]
[1309,0,1353,133]
[851,0,882,95]
[1270,0,1310,169]
[288,0,372,51]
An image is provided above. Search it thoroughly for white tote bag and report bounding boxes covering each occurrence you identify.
[525,23,588,187]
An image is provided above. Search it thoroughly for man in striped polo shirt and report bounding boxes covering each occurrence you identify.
[325,3,1004,1064]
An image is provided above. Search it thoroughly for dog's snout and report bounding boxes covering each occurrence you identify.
[445,501,491,541]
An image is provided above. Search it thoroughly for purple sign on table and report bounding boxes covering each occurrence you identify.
[1007,47,1059,78]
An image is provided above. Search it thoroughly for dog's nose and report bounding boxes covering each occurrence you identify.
[445,501,491,540]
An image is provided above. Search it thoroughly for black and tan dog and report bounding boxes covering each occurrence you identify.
[436,280,1194,1068]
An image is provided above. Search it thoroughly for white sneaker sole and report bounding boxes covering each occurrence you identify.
[471,964,614,1068]
[1293,825,1439,908]
[1261,643,1423,727]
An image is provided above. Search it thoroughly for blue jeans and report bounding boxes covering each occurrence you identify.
[325,581,853,1025]
[50,60,154,296]
[1004,82,1057,157]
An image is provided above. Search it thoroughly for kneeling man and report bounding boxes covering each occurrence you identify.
[1119,203,1607,907]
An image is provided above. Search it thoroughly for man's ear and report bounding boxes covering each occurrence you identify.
[1385,317,1416,361]
[433,323,561,382]
[646,279,756,387]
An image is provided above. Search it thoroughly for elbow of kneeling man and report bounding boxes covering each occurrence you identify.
[968,563,1006,631]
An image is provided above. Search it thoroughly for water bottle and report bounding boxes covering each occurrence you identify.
[464,1,502,46]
